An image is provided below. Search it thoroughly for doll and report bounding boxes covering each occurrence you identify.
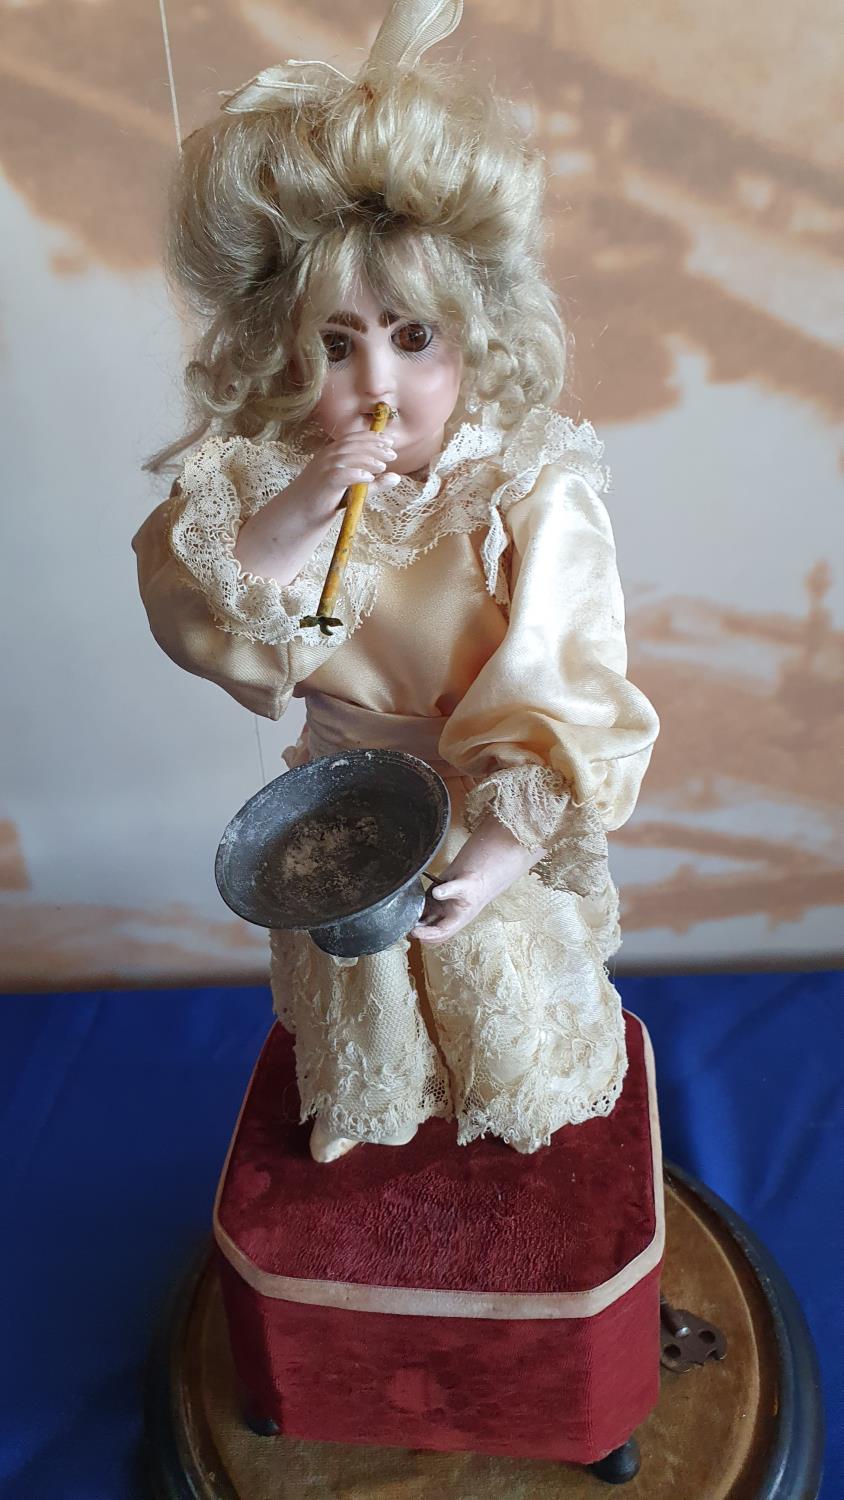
[133,0,659,1164]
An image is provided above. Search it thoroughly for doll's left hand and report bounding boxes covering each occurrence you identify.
[411,814,546,946]
[412,872,489,944]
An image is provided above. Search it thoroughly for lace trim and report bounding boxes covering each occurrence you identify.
[464,764,611,898]
[457,1047,627,1152]
[167,407,608,641]
[269,861,626,1154]
[168,435,378,649]
[269,929,451,1144]
[425,876,628,1153]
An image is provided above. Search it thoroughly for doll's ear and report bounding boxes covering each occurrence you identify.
[364,0,463,74]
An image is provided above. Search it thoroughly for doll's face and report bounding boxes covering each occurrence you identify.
[311,281,463,474]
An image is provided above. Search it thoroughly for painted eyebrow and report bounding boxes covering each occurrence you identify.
[323,309,403,333]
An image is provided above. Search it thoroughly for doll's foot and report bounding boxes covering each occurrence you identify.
[379,1122,419,1146]
[309,1117,359,1163]
[309,1117,419,1162]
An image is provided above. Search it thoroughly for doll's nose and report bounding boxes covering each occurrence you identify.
[358,344,396,404]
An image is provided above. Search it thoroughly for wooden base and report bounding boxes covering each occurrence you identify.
[144,1167,823,1498]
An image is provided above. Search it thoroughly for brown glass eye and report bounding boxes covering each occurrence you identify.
[321,331,352,363]
[393,322,433,354]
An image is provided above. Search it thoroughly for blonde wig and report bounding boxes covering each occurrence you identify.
[151,60,567,468]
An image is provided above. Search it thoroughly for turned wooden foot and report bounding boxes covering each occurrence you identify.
[242,1400,281,1436]
[588,1435,641,1484]
[243,1409,280,1437]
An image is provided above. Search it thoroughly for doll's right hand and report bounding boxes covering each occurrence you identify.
[292,431,399,517]
[233,431,398,585]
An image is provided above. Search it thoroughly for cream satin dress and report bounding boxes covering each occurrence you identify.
[133,406,659,1153]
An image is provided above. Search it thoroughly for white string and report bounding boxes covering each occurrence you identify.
[154,0,269,790]
[156,0,183,152]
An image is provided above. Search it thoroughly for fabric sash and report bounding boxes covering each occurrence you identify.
[304,690,458,779]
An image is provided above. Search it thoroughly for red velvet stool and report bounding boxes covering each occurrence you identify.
[213,1011,663,1473]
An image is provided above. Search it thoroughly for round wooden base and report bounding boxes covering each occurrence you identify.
[145,1167,823,1499]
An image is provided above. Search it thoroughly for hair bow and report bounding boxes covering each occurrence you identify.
[221,60,353,114]
[365,0,463,72]
[220,0,464,115]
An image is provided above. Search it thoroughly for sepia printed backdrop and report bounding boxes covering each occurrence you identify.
[1,0,842,988]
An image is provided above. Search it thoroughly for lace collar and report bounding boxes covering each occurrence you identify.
[278,404,609,602]
[172,405,610,651]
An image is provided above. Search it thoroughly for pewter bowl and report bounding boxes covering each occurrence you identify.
[214,750,450,958]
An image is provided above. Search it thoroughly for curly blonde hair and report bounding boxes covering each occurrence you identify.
[149,61,566,468]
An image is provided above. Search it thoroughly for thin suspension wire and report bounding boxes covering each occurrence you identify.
[253,714,268,785]
[154,0,269,788]
[156,0,183,151]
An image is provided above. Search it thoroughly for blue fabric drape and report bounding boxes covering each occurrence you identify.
[0,973,838,1497]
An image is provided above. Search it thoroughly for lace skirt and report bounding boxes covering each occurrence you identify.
[270,692,627,1155]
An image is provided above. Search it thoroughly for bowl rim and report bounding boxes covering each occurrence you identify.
[214,749,451,930]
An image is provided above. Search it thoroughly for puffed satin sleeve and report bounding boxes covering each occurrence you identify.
[132,436,353,720]
[437,463,659,895]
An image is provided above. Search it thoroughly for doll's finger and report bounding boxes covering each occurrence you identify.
[412,897,468,937]
[412,921,447,942]
[413,892,444,926]
[413,916,461,944]
[412,900,455,934]
[338,440,392,460]
[430,881,464,901]
[373,471,401,490]
[411,917,440,938]
[340,467,378,484]
[337,435,396,458]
